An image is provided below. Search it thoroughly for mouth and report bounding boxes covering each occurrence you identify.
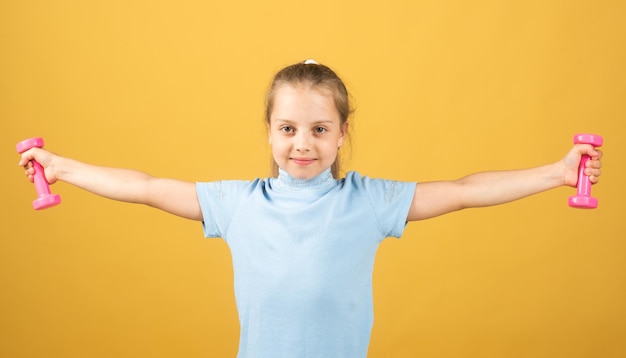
[290,157,316,166]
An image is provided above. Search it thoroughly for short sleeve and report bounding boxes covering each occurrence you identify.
[195,180,251,238]
[347,173,417,238]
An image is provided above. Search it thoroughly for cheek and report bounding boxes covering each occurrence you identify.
[270,140,289,156]
[321,142,340,158]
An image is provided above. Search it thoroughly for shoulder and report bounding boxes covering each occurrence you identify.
[342,171,417,202]
[342,171,415,186]
[196,178,268,200]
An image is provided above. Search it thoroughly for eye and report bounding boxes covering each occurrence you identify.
[314,127,327,134]
[280,126,294,133]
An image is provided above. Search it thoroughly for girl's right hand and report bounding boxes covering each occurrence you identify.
[18,148,58,185]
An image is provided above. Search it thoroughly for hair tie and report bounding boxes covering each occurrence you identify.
[303,59,318,65]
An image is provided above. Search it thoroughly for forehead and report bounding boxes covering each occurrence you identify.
[270,84,339,122]
[273,83,333,101]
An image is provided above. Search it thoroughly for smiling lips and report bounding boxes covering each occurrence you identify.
[291,157,316,166]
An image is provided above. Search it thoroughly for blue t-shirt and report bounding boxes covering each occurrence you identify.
[196,168,416,358]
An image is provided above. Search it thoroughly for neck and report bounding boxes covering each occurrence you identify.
[274,167,336,191]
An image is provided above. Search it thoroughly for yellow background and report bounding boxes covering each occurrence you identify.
[1,1,625,357]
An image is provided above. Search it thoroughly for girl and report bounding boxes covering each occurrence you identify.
[19,60,603,358]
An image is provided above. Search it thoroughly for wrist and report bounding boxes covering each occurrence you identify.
[551,160,570,187]
[50,155,69,182]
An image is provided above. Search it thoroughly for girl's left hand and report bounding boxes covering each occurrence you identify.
[562,144,603,187]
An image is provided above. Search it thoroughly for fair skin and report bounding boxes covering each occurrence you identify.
[269,84,347,180]
[18,83,602,222]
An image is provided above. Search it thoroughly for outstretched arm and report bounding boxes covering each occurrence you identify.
[19,148,202,221]
[407,144,603,221]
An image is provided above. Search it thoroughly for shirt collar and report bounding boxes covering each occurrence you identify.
[273,167,336,192]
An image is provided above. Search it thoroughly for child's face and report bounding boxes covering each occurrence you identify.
[269,84,347,180]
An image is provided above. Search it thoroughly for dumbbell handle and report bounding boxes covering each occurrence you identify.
[574,155,593,194]
[31,160,53,196]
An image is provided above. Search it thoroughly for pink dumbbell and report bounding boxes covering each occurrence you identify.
[568,133,603,209]
[16,137,62,210]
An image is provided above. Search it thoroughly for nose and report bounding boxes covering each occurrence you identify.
[294,131,311,152]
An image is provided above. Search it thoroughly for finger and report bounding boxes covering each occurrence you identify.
[585,159,602,169]
[18,154,34,167]
[593,149,603,160]
[586,147,600,158]
[18,148,39,167]
[22,162,33,174]
[584,167,601,178]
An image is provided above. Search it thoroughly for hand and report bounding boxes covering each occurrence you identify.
[561,144,603,187]
[18,148,58,185]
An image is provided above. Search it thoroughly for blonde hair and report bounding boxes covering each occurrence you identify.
[265,60,353,178]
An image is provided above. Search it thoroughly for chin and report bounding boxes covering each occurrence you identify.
[284,167,322,180]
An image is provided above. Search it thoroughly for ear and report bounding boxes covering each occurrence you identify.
[338,121,348,147]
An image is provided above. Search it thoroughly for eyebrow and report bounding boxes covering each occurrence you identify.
[272,119,336,126]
